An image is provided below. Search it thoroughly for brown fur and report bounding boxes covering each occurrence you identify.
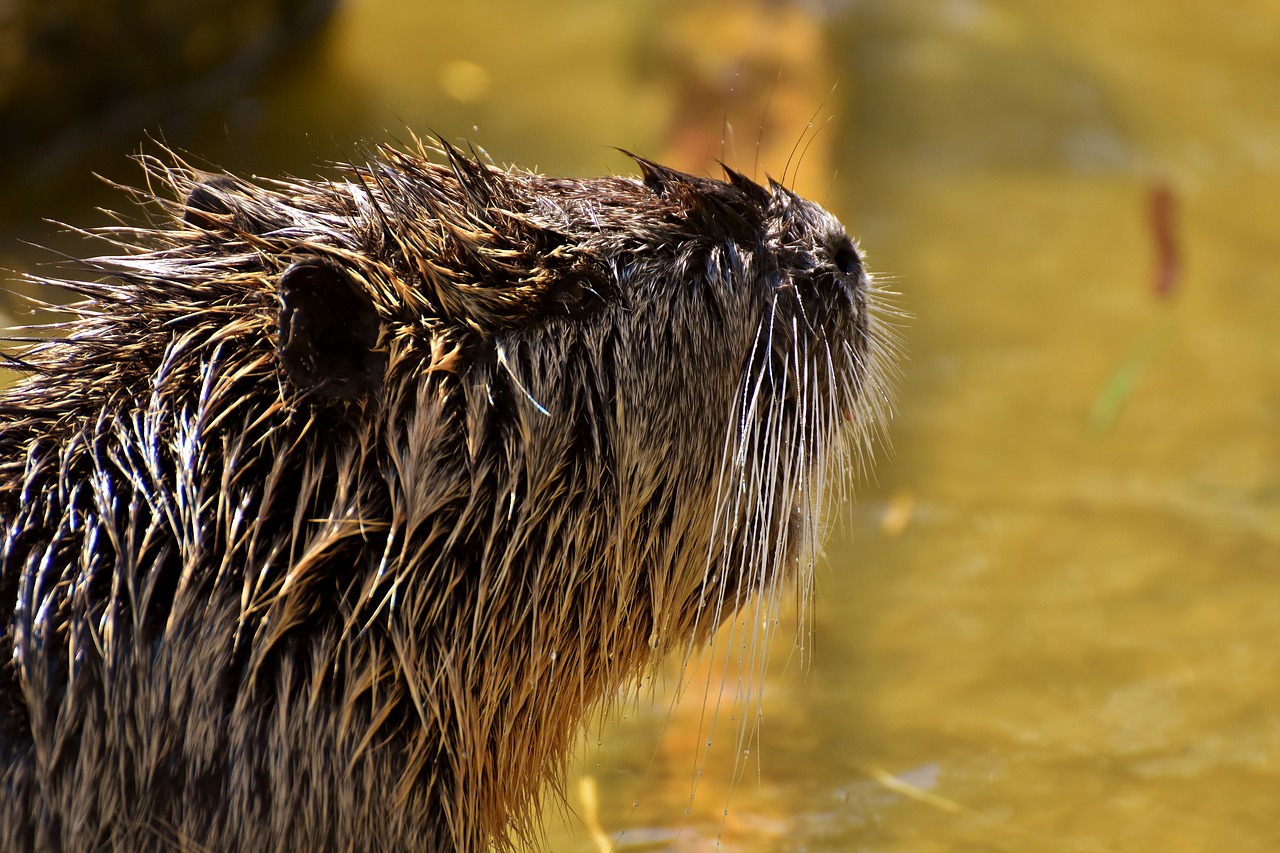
[0,139,896,850]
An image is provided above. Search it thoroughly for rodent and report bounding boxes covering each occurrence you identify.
[0,137,895,851]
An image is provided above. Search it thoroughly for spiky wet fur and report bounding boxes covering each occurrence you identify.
[0,140,896,851]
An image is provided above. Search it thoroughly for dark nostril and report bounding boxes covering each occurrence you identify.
[833,241,859,275]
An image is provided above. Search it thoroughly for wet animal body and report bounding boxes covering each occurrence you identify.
[0,139,894,850]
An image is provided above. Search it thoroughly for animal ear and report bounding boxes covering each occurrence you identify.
[183,173,283,235]
[277,257,387,402]
[183,175,240,228]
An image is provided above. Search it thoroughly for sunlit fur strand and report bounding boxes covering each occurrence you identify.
[0,140,893,850]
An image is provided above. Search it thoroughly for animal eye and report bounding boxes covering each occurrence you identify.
[547,273,608,318]
[832,240,859,275]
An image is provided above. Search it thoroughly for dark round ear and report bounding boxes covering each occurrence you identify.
[183,175,241,228]
[183,174,284,234]
[277,257,386,402]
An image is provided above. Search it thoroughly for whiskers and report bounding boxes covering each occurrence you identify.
[666,257,901,826]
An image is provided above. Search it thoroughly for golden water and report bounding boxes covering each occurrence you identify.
[539,2,1280,850]
[3,1,1277,850]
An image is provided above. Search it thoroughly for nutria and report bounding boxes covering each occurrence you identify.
[0,138,895,851]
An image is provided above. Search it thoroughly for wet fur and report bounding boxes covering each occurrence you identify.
[0,139,895,850]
